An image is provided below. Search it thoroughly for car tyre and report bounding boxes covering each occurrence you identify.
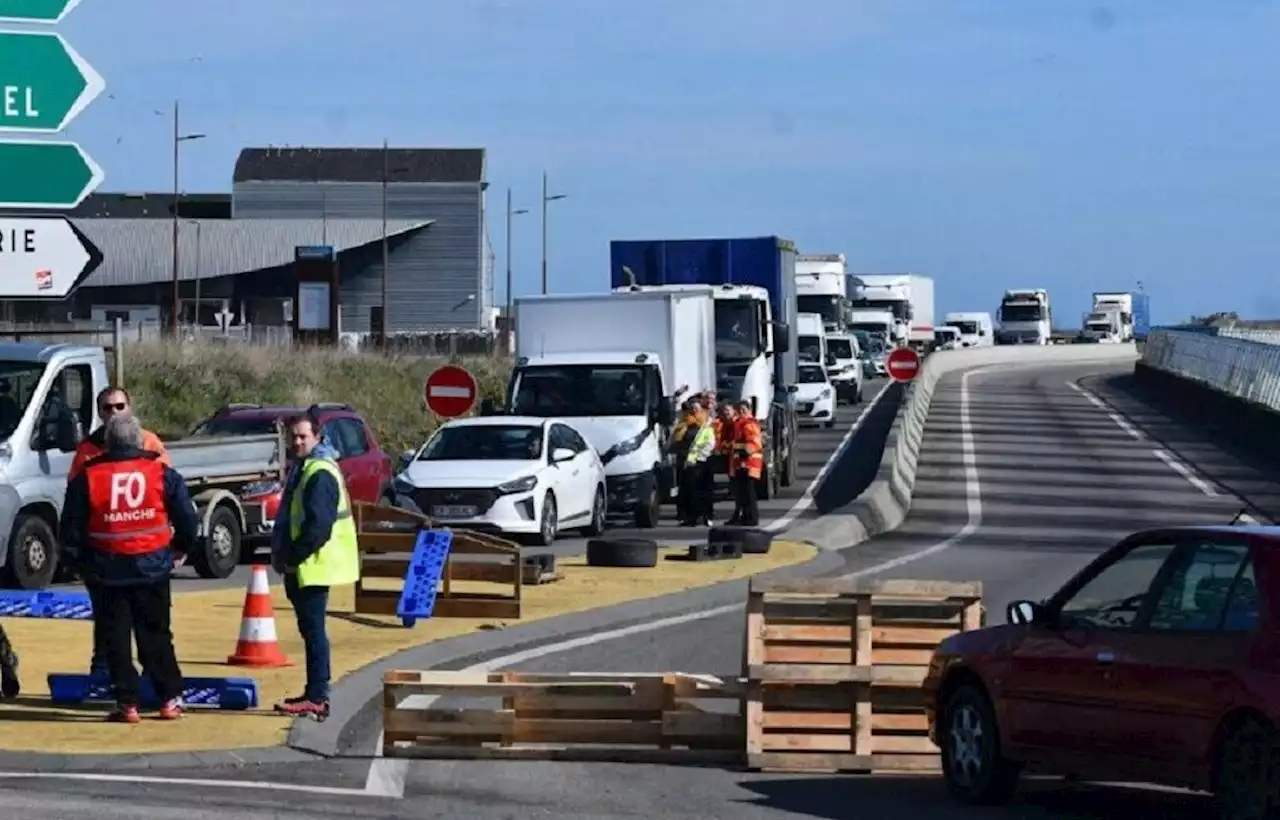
[940,684,1021,805]
[1214,715,1280,820]
[633,479,660,529]
[709,525,772,554]
[532,493,558,547]
[2,514,58,590]
[192,505,241,579]
[824,419,836,429]
[586,537,658,568]
[580,485,607,537]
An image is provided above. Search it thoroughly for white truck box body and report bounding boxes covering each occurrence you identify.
[908,274,935,345]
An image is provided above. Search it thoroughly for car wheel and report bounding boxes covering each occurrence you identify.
[1214,715,1280,820]
[192,505,241,579]
[580,485,606,536]
[633,479,659,528]
[2,514,58,590]
[824,419,835,429]
[533,493,558,547]
[940,684,1021,805]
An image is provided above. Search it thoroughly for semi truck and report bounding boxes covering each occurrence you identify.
[610,237,799,500]
[498,290,716,527]
[847,308,895,343]
[996,289,1052,345]
[943,312,995,348]
[795,253,848,333]
[850,274,912,346]
[906,274,936,350]
[0,342,289,589]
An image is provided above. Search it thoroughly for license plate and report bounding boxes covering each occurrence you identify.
[431,505,478,518]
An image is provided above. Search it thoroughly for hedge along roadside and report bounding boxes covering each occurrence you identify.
[786,344,1142,551]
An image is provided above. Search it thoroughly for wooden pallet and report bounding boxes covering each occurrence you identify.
[353,503,537,621]
[382,670,743,763]
[743,578,983,773]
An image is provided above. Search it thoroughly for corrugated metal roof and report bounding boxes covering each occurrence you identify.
[233,147,485,184]
[73,218,432,287]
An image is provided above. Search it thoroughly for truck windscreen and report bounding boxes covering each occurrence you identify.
[851,298,909,320]
[511,365,651,418]
[1000,304,1046,322]
[797,296,840,325]
[948,321,978,335]
[714,300,762,362]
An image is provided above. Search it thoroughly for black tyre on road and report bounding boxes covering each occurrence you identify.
[586,537,659,568]
[939,684,1021,805]
[709,525,772,554]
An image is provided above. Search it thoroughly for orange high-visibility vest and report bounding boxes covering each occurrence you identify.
[84,455,171,556]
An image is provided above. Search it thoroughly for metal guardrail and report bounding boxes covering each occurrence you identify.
[1141,329,1280,413]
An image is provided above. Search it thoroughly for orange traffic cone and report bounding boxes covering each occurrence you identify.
[226,565,291,667]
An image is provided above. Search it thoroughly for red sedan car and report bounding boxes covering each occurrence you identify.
[922,524,1276,817]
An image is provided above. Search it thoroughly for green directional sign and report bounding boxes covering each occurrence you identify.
[0,140,103,209]
[0,0,81,23]
[0,31,104,133]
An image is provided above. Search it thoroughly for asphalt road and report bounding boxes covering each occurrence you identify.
[7,360,1268,818]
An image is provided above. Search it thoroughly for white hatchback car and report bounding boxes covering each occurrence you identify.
[794,362,837,429]
[393,416,606,546]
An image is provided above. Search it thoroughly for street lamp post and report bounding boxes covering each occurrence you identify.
[184,219,202,333]
[170,99,206,337]
[379,141,411,345]
[504,188,528,355]
[540,171,566,295]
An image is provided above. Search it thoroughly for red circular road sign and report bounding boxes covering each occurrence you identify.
[885,347,921,383]
[424,365,478,418]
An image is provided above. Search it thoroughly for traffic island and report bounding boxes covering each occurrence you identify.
[0,541,816,755]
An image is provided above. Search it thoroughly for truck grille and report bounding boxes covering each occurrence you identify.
[411,488,497,515]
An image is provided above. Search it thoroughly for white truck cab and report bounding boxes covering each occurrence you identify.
[943,312,994,348]
[997,289,1052,345]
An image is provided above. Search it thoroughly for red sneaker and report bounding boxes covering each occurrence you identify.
[107,704,141,724]
[274,698,329,721]
[158,698,184,720]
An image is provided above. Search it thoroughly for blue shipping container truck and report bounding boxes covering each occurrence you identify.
[1132,292,1151,340]
[609,236,800,498]
[609,237,799,388]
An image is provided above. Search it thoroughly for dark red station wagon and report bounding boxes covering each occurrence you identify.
[923,524,1279,818]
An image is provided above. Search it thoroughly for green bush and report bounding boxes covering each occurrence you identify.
[124,341,512,454]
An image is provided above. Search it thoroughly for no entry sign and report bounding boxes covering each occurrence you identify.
[885,347,921,383]
[424,365,478,418]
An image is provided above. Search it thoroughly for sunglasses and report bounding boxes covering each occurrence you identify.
[100,402,127,412]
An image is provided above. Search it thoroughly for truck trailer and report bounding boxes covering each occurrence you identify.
[795,253,848,333]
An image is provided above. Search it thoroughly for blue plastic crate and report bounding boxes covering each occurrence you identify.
[396,529,453,627]
[0,590,93,620]
[48,673,259,710]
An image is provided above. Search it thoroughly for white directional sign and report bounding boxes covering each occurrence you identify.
[0,215,101,298]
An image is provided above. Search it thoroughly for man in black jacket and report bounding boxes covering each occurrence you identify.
[60,414,199,723]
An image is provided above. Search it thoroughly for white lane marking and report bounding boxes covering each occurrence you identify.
[1152,448,1219,497]
[767,380,894,532]
[1066,381,1143,440]
[0,770,373,798]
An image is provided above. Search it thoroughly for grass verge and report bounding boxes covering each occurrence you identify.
[0,542,816,754]
[124,341,513,453]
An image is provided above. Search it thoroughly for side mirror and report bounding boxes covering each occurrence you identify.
[479,397,497,416]
[656,396,674,427]
[773,322,791,353]
[786,384,798,394]
[1006,600,1042,626]
[44,408,80,452]
[551,447,575,463]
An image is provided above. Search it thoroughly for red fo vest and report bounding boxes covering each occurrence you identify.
[85,456,171,555]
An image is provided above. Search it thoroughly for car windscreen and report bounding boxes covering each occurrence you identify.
[418,424,543,461]
[827,338,853,358]
[798,366,826,384]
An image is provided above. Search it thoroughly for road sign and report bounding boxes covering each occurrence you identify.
[0,215,102,298]
[885,347,921,383]
[0,31,104,133]
[0,0,81,23]
[425,365,478,418]
[0,140,102,209]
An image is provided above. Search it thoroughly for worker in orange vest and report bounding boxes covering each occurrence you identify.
[728,401,764,526]
[712,403,737,520]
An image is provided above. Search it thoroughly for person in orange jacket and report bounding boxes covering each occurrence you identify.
[728,401,764,526]
[69,386,171,680]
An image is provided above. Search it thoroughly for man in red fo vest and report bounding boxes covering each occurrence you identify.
[60,414,199,723]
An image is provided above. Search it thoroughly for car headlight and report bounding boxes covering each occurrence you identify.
[496,475,538,495]
[819,388,832,400]
[601,429,648,465]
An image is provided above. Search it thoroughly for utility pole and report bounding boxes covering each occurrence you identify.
[505,188,528,354]
[169,100,206,337]
[380,139,389,346]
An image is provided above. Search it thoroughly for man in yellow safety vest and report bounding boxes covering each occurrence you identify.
[271,412,359,721]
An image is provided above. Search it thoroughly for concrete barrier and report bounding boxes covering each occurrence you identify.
[1142,329,1280,414]
[789,344,1139,550]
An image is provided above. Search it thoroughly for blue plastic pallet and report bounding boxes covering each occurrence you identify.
[0,590,93,620]
[48,673,259,710]
[397,529,453,627]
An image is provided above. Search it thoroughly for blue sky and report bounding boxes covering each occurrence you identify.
[55,0,1280,324]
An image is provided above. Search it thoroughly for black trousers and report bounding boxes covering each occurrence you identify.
[89,582,140,679]
[732,470,760,526]
[680,462,706,523]
[699,462,716,520]
[98,580,183,706]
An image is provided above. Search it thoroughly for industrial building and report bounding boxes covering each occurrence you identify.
[0,146,493,334]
